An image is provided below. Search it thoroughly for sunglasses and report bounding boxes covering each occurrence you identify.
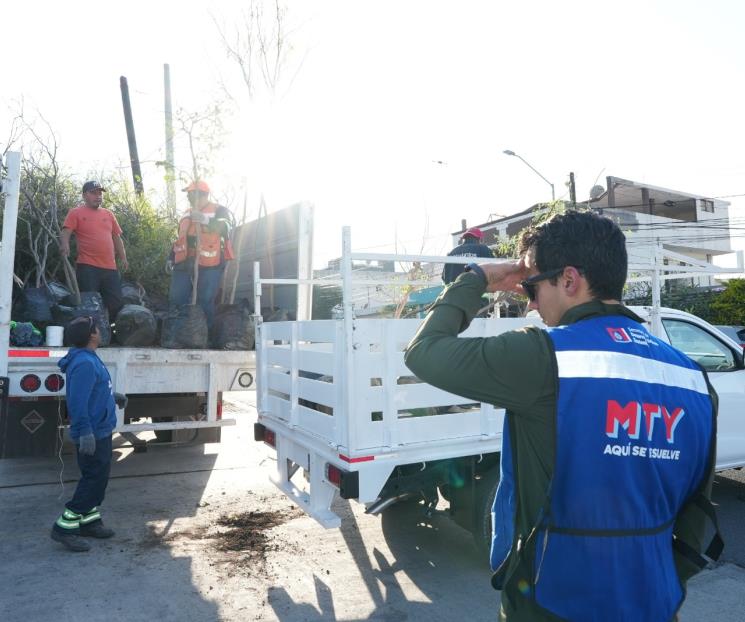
[520,266,583,302]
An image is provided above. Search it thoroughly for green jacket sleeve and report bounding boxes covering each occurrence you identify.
[404,272,554,413]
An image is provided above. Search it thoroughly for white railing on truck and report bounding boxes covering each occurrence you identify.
[627,246,744,336]
[252,227,527,458]
[257,315,535,459]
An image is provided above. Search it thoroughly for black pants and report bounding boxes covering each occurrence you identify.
[67,434,113,516]
[76,264,123,318]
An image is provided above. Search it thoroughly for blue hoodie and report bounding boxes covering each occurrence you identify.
[59,348,117,440]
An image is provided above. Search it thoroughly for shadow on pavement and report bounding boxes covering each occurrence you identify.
[0,437,221,622]
[266,472,745,621]
[267,498,498,621]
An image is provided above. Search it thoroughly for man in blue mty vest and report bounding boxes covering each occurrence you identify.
[406,211,722,621]
[51,316,126,552]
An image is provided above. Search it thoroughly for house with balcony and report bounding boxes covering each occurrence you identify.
[453,175,735,290]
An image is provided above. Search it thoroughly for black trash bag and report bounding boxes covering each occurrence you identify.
[211,304,255,350]
[9,321,44,347]
[121,281,146,306]
[46,281,74,306]
[17,287,54,323]
[53,292,111,346]
[160,305,208,349]
[114,305,157,346]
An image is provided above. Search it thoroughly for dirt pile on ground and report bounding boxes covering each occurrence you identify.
[140,501,304,575]
[216,509,290,554]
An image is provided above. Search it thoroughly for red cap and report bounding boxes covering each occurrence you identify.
[182,180,210,194]
[462,227,484,241]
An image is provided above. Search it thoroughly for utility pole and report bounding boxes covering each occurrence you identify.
[163,64,176,217]
[120,76,144,196]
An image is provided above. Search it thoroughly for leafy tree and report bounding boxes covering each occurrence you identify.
[103,176,176,298]
[624,281,717,322]
[709,279,745,326]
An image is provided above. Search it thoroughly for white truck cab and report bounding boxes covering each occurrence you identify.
[632,305,745,471]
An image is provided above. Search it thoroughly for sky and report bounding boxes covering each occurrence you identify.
[3,0,745,269]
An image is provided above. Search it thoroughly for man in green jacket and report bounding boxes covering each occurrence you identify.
[405,210,721,621]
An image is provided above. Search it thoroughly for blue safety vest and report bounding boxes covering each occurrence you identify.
[491,314,716,621]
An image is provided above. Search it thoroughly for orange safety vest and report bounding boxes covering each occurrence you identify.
[172,203,235,267]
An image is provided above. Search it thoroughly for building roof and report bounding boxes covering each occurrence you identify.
[451,175,729,239]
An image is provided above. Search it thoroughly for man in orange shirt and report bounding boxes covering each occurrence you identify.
[60,181,128,318]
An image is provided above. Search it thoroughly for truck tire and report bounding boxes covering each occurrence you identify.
[472,467,500,556]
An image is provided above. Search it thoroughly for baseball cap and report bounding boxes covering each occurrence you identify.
[462,227,484,241]
[182,180,210,194]
[64,316,96,347]
[82,180,106,193]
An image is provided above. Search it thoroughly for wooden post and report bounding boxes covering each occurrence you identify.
[606,176,615,209]
[569,172,576,205]
[120,76,144,195]
[191,224,201,306]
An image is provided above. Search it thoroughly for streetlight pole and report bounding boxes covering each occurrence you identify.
[503,150,555,201]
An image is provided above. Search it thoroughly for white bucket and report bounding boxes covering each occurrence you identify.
[46,326,64,347]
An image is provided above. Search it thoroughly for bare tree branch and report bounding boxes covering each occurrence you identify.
[213,0,294,99]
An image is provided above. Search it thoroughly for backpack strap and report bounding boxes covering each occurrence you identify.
[673,366,724,571]
[673,493,724,569]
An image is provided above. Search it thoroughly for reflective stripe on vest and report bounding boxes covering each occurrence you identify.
[172,203,233,267]
[523,315,714,621]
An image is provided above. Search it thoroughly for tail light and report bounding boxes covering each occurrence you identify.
[44,374,65,392]
[20,374,41,393]
[253,422,276,447]
[264,428,276,447]
[326,463,343,487]
[216,400,223,420]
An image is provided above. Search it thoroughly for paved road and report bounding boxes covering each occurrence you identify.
[1,393,743,621]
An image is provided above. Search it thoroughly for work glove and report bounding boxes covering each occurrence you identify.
[189,210,210,225]
[114,392,128,410]
[165,259,174,275]
[78,433,96,456]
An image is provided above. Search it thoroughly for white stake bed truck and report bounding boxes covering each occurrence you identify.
[253,227,745,550]
[4,346,255,456]
[0,153,262,458]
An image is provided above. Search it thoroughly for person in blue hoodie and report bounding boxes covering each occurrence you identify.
[51,316,125,552]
